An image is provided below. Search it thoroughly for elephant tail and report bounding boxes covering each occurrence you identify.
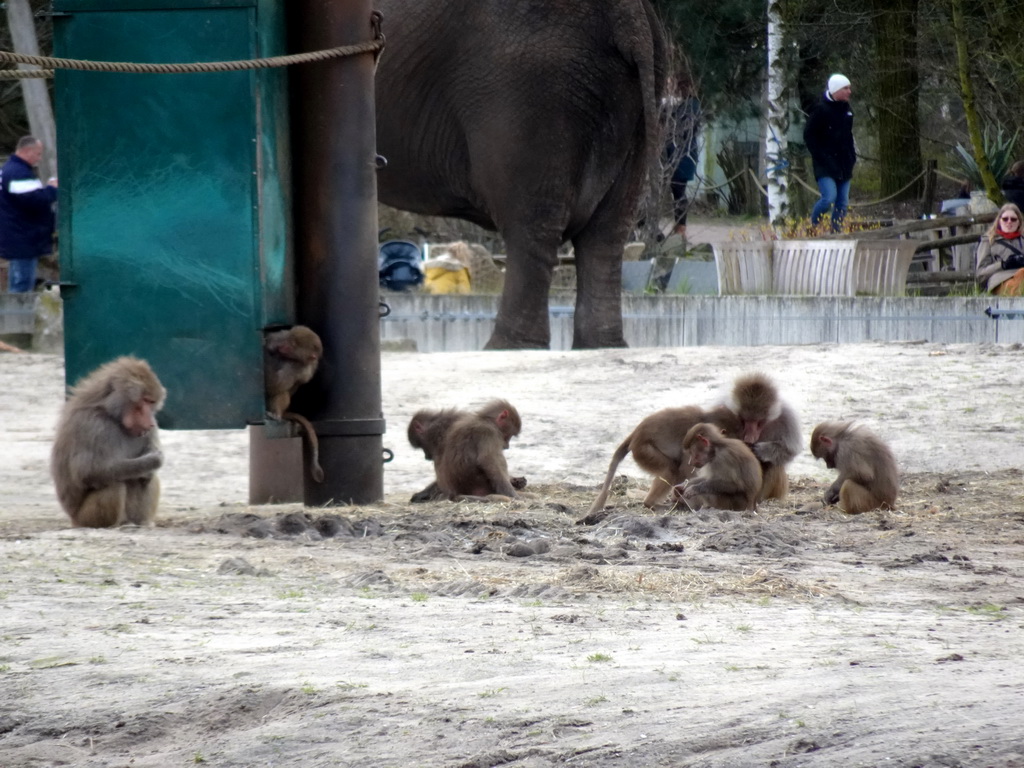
[586,432,636,516]
[615,0,670,212]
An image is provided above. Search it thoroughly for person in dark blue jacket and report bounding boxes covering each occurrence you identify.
[0,136,57,293]
[803,74,855,232]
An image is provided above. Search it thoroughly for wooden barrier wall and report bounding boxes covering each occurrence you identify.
[379,294,1024,352]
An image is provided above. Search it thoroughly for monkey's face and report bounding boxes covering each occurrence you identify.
[408,419,437,459]
[811,436,836,468]
[741,419,766,444]
[122,397,160,437]
[687,436,712,468]
[495,409,520,447]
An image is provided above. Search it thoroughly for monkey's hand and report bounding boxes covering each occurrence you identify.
[751,440,791,464]
[84,451,163,485]
[410,481,445,503]
[132,450,164,474]
[682,480,706,499]
[824,480,841,506]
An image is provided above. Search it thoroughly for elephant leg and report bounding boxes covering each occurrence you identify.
[571,197,635,349]
[484,223,564,350]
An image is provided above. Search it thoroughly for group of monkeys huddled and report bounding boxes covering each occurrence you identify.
[49,323,898,529]
[408,372,900,517]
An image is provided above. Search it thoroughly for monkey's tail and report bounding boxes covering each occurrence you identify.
[586,434,634,515]
[283,411,325,483]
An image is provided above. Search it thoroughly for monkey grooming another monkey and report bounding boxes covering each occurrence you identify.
[722,372,801,502]
[51,356,166,528]
[407,400,525,502]
[587,405,741,514]
[675,422,762,511]
[263,325,325,482]
[410,400,522,501]
[810,421,899,514]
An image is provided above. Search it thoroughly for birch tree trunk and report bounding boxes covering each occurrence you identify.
[765,0,789,227]
[4,0,56,180]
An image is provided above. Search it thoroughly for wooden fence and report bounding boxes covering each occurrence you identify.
[380,294,1024,351]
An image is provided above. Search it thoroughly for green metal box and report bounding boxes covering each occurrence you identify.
[53,0,291,428]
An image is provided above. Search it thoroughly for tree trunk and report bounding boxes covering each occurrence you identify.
[765,0,789,226]
[869,0,921,200]
[950,0,1000,201]
[4,0,56,180]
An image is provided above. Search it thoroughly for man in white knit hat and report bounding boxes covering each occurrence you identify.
[803,73,855,232]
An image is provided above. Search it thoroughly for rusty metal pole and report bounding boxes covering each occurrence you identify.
[287,0,384,505]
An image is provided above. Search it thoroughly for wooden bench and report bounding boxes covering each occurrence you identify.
[852,240,919,296]
[713,238,919,296]
[713,241,773,295]
[772,240,856,295]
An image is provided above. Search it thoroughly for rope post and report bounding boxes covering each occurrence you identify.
[286,0,384,506]
[921,159,937,217]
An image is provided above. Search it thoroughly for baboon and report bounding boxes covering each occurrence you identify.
[407,400,524,502]
[263,325,324,482]
[51,356,166,528]
[810,421,899,514]
[722,373,801,502]
[676,422,762,511]
[408,400,522,501]
[587,405,742,514]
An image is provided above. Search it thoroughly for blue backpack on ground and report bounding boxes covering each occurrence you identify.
[378,240,424,291]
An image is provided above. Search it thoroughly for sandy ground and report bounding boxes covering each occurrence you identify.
[1,342,1024,768]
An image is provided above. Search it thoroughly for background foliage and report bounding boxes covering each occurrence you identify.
[651,0,1024,200]
[1,1,1021,208]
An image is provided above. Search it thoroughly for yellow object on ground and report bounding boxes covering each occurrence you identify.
[423,254,471,294]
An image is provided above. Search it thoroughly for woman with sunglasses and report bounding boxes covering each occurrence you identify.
[976,203,1024,295]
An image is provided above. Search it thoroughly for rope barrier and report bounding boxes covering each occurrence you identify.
[0,13,384,78]
[747,168,769,198]
[935,168,967,183]
[747,167,929,208]
[848,169,929,207]
[0,68,53,79]
[692,168,747,193]
[0,38,383,76]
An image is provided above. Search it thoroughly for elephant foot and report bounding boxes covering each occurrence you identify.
[572,335,628,350]
[484,333,550,351]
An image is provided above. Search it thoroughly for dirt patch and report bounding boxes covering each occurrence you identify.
[1,343,1023,767]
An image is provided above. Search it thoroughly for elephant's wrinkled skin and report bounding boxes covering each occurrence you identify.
[375,0,667,349]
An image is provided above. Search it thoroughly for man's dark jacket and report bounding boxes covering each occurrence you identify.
[0,154,56,261]
[803,93,856,182]
[1002,174,1024,210]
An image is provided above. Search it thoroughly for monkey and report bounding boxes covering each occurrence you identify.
[810,421,899,514]
[51,356,166,528]
[408,400,522,501]
[408,407,464,463]
[587,405,742,514]
[674,422,762,511]
[263,325,325,482]
[407,406,464,502]
[722,372,802,502]
[408,399,524,501]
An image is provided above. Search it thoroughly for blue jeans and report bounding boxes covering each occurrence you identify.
[6,258,38,293]
[811,177,851,231]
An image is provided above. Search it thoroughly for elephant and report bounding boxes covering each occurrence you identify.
[374,0,668,349]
